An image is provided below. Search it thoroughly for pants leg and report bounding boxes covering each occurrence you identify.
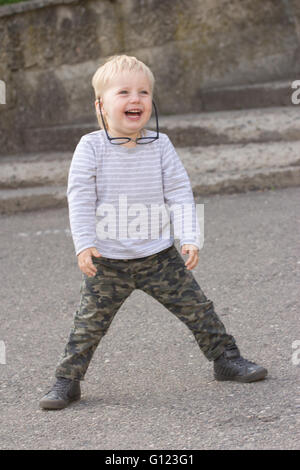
[55,257,135,380]
[134,245,236,361]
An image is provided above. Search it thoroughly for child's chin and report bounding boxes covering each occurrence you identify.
[122,115,149,133]
[123,120,146,131]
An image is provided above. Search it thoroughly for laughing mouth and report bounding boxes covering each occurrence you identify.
[125,109,143,117]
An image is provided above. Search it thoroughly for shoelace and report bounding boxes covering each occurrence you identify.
[51,378,71,393]
[231,356,257,367]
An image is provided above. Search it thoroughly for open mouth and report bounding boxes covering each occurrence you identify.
[125,109,143,120]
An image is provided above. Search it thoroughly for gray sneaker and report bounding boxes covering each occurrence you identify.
[214,345,268,383]
[39,377,81,410]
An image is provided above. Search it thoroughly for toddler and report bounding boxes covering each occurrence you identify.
[40,55,267,410]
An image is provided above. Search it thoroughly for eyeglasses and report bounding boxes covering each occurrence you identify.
[97,98,159,145]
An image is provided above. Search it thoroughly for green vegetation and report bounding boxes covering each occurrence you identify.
[0,0,30,6]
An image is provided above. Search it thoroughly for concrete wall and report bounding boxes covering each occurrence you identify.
[1,0,300,154]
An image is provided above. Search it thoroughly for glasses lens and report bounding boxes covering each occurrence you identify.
[136,137,158,144]
[110,138,131,145]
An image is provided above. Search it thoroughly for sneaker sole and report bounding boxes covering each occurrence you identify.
[214,367,268,383]
[39,394,81,410]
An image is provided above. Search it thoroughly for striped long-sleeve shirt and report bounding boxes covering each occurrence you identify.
[67,129,201,259]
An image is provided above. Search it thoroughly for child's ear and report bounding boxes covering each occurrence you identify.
[98,100,107,116]
[95,98,102,109]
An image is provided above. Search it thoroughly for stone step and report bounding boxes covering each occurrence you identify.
[179,140,300,185]
[158,105,300,147]
[192,166,300,195]
[1,165,299,215]
[1,139,300,213]
[0,153,72,189]
[0,186,67,214]
[1,140,299,189]
[199,79,294,111]
[17,105,300,154]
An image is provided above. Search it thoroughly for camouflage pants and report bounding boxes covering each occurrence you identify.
[55,244,236,381]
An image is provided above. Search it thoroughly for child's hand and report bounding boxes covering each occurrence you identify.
[181,244,199,270]
[77,247,102,277]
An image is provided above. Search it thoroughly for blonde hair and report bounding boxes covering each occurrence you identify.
[92,55,155,132]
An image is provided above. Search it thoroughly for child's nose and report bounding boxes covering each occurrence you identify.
[129,93,140,102]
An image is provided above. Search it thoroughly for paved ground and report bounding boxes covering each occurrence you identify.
[0,187,299,450]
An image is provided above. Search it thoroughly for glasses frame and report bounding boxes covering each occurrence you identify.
[97,98,159,145]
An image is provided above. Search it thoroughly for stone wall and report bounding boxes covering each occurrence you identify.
[1,0,300,154]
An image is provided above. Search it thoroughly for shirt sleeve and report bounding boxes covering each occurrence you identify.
[161,134,202,250]
[67,136,98,256]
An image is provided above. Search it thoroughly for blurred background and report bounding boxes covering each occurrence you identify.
[0,0,300,211]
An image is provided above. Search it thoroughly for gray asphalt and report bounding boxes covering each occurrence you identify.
[0,187,299,450]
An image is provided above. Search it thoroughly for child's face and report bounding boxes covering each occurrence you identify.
[96,70,153,139]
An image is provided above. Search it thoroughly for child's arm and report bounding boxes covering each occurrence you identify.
[67,136,101,275]
[161,135,201,268]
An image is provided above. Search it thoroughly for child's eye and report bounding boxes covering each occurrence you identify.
[141,90,149,94]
